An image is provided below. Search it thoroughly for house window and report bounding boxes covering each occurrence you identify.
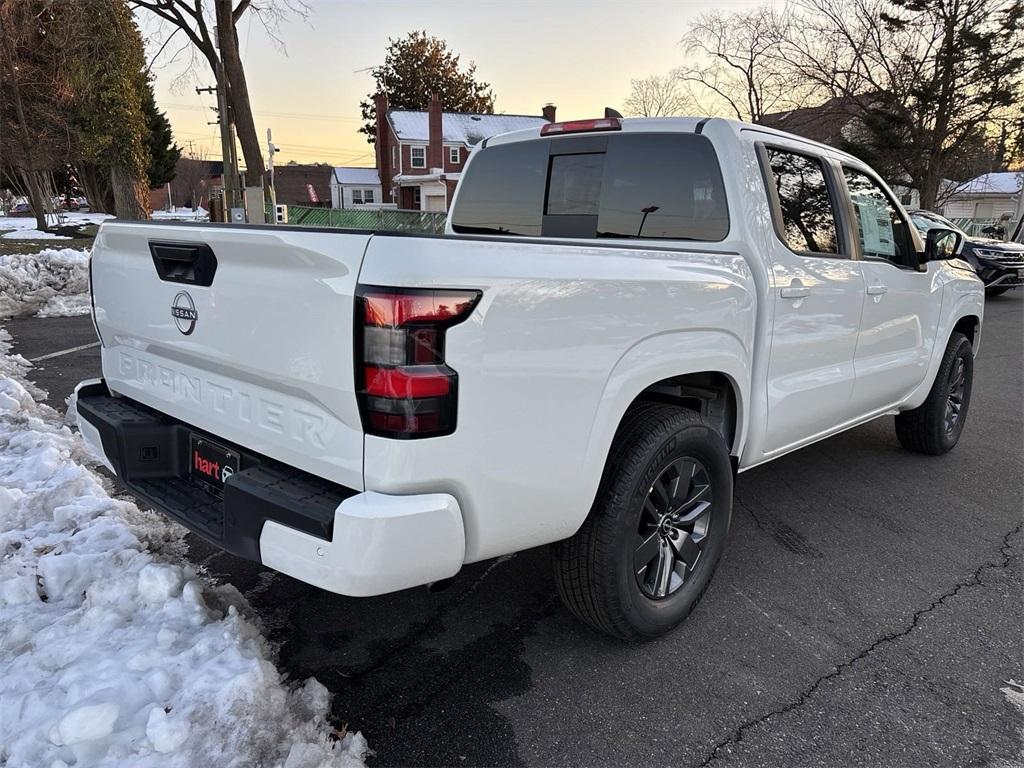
[362,189,375,204]
[352,189,363,205]
[393,146,398,169]
[449,146,460,165]
[413,187,422,207]
[411,146,426,168]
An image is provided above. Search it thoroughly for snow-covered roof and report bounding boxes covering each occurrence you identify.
[956,171,1023,196]
[387,110,549,146]
[333,167,381,186]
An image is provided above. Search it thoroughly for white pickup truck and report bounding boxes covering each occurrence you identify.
[76,117,984,640]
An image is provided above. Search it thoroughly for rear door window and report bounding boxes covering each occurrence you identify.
[451,133,729,241]
[763,147,841,256]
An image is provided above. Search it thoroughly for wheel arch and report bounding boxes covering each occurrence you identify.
[952,313,981,350]
[581,330,750,515]
[902,294,983,411]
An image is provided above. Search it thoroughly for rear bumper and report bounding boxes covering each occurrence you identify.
[73,379,465,596]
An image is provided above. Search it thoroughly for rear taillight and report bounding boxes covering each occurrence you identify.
[540,117,621,136]
[355,286,481,439]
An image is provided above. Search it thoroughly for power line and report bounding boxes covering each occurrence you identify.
[171,129,370,158]
[163,102,362,122]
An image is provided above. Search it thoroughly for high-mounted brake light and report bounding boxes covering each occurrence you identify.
[540,117,622,136]
[356,287,481,439]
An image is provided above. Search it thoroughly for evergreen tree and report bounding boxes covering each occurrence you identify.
[64,0,152,218]
[359,31,495,143]
[143,83,181,189]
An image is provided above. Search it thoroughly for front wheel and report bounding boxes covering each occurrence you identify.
[894,332,974,455]
[553,404,733,641]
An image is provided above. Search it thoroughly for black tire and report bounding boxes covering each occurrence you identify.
[894,332,974,455]
[985,286,1011,297]
[553,403,733,641]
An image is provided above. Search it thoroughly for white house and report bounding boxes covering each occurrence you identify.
[330,167,384,209]
[942,171,1023,221]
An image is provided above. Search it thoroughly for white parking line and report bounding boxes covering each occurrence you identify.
[29,341,100,363]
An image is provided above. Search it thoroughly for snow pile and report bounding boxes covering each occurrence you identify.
[2,228,71,241]
[998,680,1024,767]
[0,248,92,318]
[0,212,112,240]
[0,330,367,767]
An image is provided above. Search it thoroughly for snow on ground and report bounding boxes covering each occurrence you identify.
[0,248,92,319]
[0,213,112,240]
[152,207,209,222]
[998,681,1024,767]
[0,330,367,767]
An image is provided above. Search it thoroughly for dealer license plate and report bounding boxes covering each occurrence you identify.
[188,435,239,494]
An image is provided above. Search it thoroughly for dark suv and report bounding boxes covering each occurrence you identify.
[909,209,1024,296]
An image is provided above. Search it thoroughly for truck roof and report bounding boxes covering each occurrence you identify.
[484,115,861,163]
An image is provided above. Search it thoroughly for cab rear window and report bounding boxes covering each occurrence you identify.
[451,133,729,241]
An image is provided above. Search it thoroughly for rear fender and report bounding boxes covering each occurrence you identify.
[580,329,750,512]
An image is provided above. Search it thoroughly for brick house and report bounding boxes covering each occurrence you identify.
[151,158,223,211]
[272,163,334,207]
[373,94,555,211]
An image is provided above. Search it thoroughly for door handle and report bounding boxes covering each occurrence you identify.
[866,284,888,296]
[780,284,810,299]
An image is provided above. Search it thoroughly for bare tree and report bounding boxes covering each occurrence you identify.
[623,73,692,117]
[678,7,800,122]
[131,0,307,189]
[781,0,1024,209]
[169,153,209,210]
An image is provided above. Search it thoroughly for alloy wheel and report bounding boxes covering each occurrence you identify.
[945,356,967,435]
[634,457,713,599]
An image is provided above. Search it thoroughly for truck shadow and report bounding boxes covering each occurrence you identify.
[186,535,559,767]
[181,406,1021,768]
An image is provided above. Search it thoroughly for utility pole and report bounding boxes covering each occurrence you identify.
[267,127,279,217]
[196,60,240,215]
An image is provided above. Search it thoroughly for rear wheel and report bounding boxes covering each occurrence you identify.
[894,332,974,455]
[553,404,733,640]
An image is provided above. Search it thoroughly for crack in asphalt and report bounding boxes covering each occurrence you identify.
[696,520,1023,767]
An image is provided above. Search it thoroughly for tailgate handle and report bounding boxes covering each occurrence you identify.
[149,241,218,287]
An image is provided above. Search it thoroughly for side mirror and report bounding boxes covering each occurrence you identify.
[924,228,962,262]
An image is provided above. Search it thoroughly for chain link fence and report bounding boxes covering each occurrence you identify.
[271,205,447,234]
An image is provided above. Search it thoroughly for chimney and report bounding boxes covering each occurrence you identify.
[542,103,556,122]
[374,93,392,203]
[428,93,443,172]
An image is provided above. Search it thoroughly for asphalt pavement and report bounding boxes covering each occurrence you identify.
[6,293,1022,768]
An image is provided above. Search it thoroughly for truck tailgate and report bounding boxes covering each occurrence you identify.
[90,222,370,491]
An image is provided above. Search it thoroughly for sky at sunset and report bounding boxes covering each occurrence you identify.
[144,0,764,168]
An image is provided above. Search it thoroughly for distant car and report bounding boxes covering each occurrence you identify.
[908,209,1024,296]
[8,202,33,217]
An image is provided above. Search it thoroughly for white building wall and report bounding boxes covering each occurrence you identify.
[329,184,383,209]
[942,194,1017,220]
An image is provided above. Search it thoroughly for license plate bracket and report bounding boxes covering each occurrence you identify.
[188,435,239,494]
